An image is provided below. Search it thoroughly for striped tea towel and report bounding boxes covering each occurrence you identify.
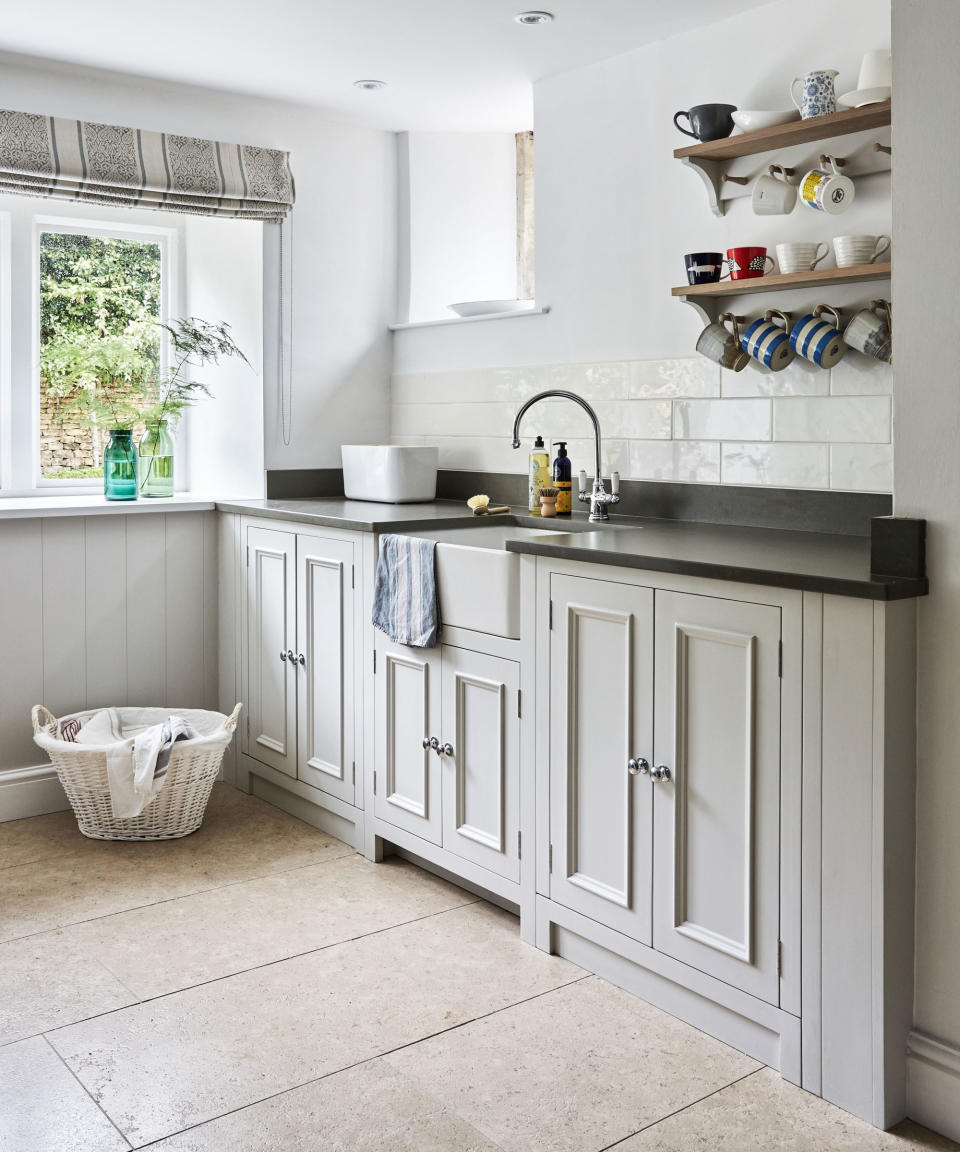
[372,534,441,648]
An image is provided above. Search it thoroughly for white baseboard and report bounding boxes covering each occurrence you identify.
[907,1029,960,1141]
[0,764,69,822]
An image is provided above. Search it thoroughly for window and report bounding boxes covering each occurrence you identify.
[38,228,165,481]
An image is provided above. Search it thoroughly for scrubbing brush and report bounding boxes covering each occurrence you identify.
[467,494,510,516]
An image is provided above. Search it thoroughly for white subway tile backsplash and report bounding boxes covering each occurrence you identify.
[830,444,893,492]
[721,356,829,398]
[629,358,720,399]
[629,440,721,483]
[829,355,893,396]
[390,355,894,493]
[674,399,771,441]
[721,443,829,489]
[773,396,891,443]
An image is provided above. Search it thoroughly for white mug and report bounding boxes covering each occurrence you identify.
[799,158,855,214]
[752,168,796,216]
[776,241,830,274]
[844,299,892,363]
[833,234,891,267]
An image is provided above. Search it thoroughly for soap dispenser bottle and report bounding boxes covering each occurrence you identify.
[552,441,572,516]
[528,435,550,515]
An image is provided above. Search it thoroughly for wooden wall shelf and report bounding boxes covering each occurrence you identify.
[673,263,891,324]
[674,101,891,216]
[673,101,891,162]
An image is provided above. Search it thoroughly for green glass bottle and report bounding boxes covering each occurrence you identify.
[138,419,175,498]
[103,429,138,501]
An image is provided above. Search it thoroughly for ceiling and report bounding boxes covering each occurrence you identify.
[2,0,771,131]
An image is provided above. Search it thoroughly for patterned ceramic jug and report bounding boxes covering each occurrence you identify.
[790,69,839,119]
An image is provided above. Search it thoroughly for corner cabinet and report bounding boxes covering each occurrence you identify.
[231,516,368,847]
[373,635,521,884]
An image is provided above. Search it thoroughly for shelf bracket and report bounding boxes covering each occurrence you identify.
[675,293,715,327]
[679,155,725,218]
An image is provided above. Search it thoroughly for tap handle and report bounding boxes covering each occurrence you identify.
[578,469,587,494]
[611,471,620,495]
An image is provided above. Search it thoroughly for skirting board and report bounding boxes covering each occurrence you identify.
[0,763,69,822]
[248,771,364,851]
[907,1030,960,1142]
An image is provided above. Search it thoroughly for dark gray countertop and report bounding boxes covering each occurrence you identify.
[216,498,927,600]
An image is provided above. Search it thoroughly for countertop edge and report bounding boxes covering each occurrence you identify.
[504,539,929,601]
[0,497,217,520]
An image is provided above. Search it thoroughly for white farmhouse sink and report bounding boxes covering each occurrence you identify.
[427,524,567,639]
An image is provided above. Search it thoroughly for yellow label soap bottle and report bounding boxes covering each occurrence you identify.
[528,435,550,514]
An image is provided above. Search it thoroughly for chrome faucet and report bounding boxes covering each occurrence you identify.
[511,389,620,522]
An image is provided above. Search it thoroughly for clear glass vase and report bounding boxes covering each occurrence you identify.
[103,429,138,501]
[138,419,175,498]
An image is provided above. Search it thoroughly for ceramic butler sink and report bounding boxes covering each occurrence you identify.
[427,524,567,639]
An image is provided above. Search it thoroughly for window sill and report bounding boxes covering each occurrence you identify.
[0,493,217,520]
[388,305,550,332]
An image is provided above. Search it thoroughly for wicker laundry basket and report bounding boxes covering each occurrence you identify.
[32,703,242,841]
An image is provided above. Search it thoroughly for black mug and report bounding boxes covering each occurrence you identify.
[673,103,737,143]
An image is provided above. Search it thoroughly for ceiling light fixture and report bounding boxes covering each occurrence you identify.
[353,79,387,90]
[514,10,554,24]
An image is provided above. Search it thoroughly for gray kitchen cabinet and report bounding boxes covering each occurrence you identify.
[244,522,357,806]
[548,573,782,1002]
[374,635,520,881]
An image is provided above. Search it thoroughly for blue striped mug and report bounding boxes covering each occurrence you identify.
[790,305,847,368]
[741,309,795,372]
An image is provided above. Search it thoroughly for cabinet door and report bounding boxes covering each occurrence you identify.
[296,534,356,805]
[374,637,442,845]
[652,590,781,1004]
[440,646,520,882]
[549,575,654,944]
[246,526,297,776]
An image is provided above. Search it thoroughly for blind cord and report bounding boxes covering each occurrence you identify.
[278,212,294,447]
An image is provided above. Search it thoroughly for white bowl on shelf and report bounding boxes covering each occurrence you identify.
[731,109,801,133]
[447,299,535,318]
[838,86,891,109]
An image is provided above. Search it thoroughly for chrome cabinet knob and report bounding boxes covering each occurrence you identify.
[296,652,305,666]
[441,742,454,757]
[628,757,650,776]
[285,649,297,664]
[651,764,672,782]
[280,650,287,662]
[423,736,440,752]
[422,736,431,749]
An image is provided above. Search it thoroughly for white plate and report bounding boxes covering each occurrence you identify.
[731,109,801,133]
[837,86,891,109]
[447,299,535,318]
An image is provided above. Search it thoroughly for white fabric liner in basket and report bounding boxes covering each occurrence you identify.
[32,703,241,841]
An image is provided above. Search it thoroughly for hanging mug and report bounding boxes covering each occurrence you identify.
[844,299,892,364]
[696,313,749,372]
[752,166,796,216]
[790,305,848,368]
[790,69,839,119]
[799,157,855,214]
[741,309,795,371]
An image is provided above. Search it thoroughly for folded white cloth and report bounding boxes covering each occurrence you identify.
[74,708,199,819]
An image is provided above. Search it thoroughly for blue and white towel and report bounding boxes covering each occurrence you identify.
[372,534,441,648]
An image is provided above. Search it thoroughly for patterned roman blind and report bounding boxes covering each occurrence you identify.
[0,109,294,221]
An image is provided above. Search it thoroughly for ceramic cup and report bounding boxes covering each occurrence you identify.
[752,167,796,216]
[727,246,775,280]
[696,314,749,372]
[791,68,839,119]
[775,241,830,274]
[857,50,892,93]
[673,103,737,142]
[844,299,892,363]
[790,305,847,368]
[799,158,855,214]
[684,251,727,285]
[741,309,795,371]
[832,234,891,267]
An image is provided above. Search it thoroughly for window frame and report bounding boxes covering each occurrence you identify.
[30,214,178,493]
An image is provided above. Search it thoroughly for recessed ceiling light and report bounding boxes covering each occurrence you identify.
[353,79,387,90]
[514,10,554,24]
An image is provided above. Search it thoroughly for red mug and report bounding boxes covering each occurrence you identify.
[727,246,775,280]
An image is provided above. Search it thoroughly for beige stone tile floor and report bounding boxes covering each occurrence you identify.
[0,783,955,1152]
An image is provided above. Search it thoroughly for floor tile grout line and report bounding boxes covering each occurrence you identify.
[0,844,366,947]
[596,1066,766,1152]
[40,1032,134,1151]
[0,896,484,1051]
[128,974,592,1150]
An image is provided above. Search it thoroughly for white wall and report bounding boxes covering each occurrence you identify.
[392,0,894,493]
[403,132,518,323]
[0,51,397,473]
[893,0,960,1140]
